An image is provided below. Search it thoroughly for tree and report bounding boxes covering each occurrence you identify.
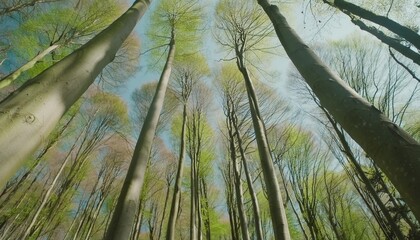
[0,0,124,89]
[217,64,266,240]
[257,0,420,221]
[166,56,207,240]
[215,1,290,239]
[0,0,151,188]
[186,82,215,240]
[104,0,203,238]
[304,37,420,238]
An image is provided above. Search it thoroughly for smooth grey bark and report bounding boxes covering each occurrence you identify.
[236,52,290,239]
[104,35,175,240]
[0,0,150,189]
[166,104,187,240]
[233,117,264,240]
[257,0,420,221]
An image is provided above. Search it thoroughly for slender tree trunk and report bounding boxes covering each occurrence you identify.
[0,0,151,188]
[236,56,290,239]
[196,168,203,240]
[190,153,197,240]
[200,179,211,240]
[21,140,78,239]
[157,181,171,240]
[258,0,420,221]
[83,197,106,240]
[227,111,251,240]
[232,149,251,240]
[232,110,264,240]
[223,166,238,240]
[166,104,187,240]
[104,35,175,240]
[0,44,60,89]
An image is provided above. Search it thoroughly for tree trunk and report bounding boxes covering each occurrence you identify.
[104,34,175,240]
[232,108,264,240]
[157,181,171,240]
[257,0,420,221]
[232,149,251,240]
[166,104,187,240]
[323,109,405,240]
[226,103,251,240]
[0,0,151,188]
[21,135,80,239]
[200,179,211,240]
[236,57,290,239]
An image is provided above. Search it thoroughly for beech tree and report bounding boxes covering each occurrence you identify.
[0,0,124,90]
[165,56,207,240]
[104,0,203,238]
[215,1,291,239]
[257,0,420,221]
[0,0,151,188]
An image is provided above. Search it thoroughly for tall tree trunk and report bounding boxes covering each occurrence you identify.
[232,147,251,240]
[200,179,211,240]
[0,0,151,188]
[190,153,197,240]
[236,55,290,239]
[257,0,420,221]
[322,108,405,239]
[104,34,175,240]
[232,107,264,240]
[196,159,203,240]
[226,108,251,240]
[21,133,81,239]
[157,181,171,240]
[83,197,107,240]
[166,104,187,240]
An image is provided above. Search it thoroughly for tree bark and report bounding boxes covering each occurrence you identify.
[236,52,290,239]
[104,34,175,240]
[0,0,151,189]
[257,0,420,221]
[233,119,264,240]
[227,114,251,240]
[322,108,405,240]
[166,104,187,240]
